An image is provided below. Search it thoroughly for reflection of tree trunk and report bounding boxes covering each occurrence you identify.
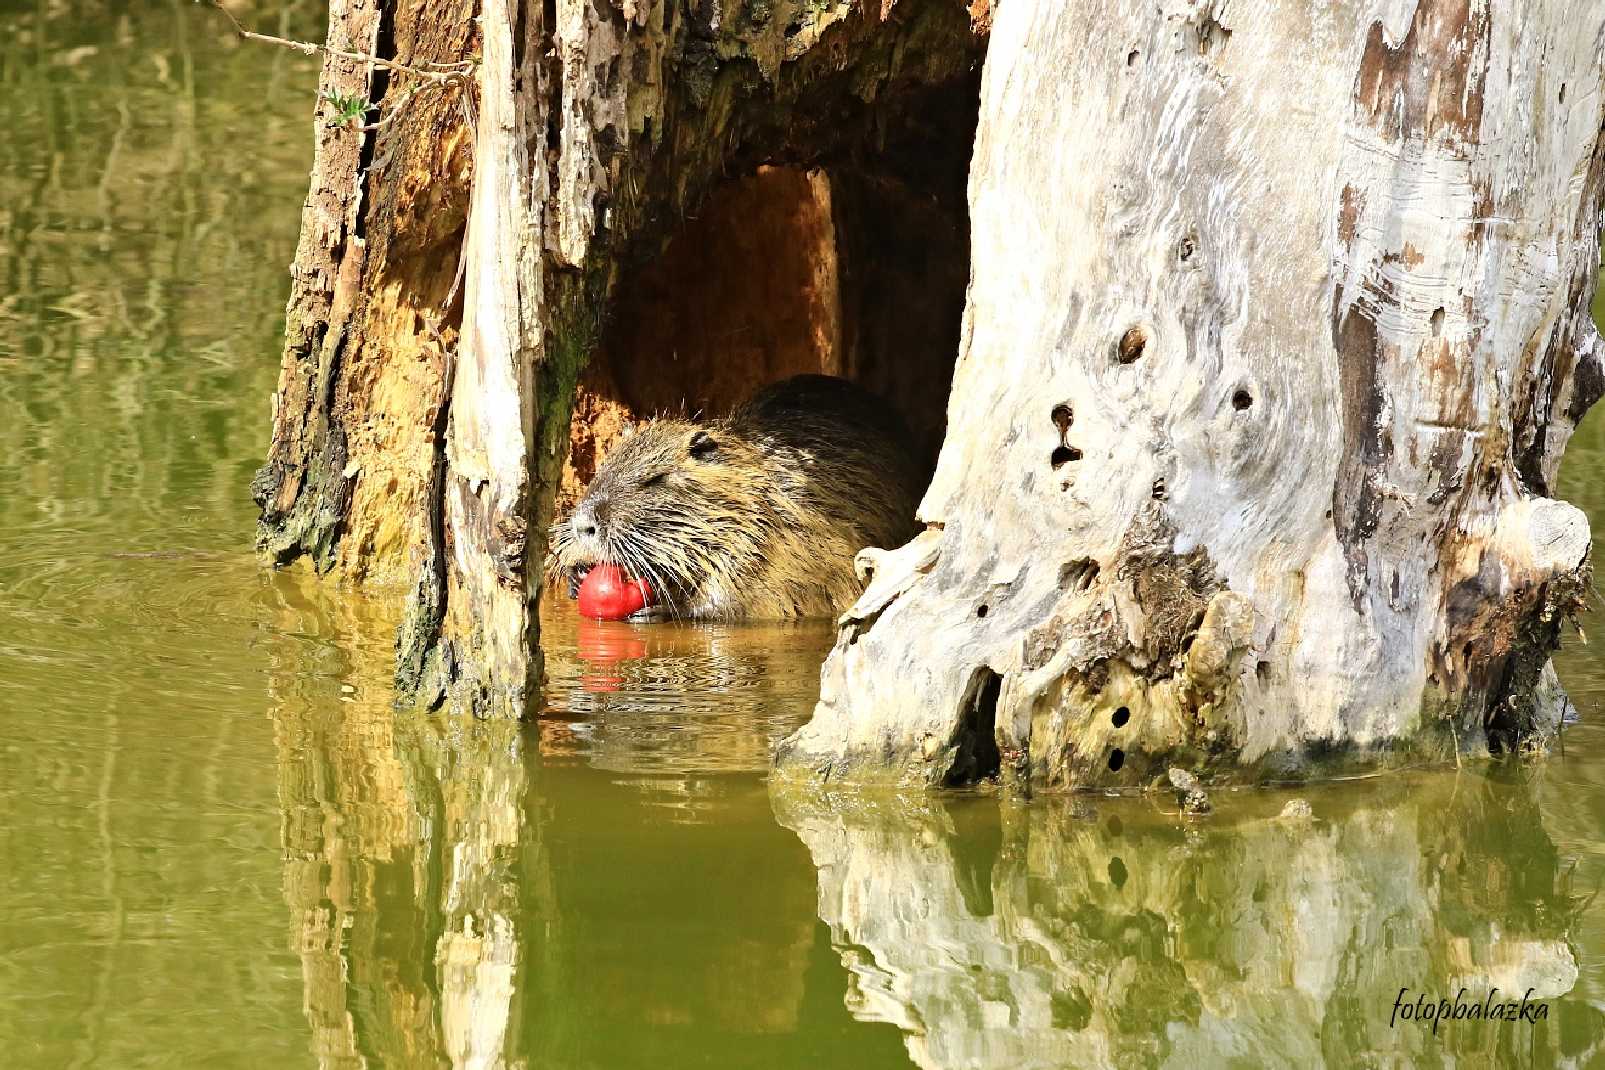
[775,777,1605,1068]
[778,0,1605,787]
[424,715,535,1070]
[263,573,545,1068]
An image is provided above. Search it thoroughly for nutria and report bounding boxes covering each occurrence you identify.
[549,375,926,619]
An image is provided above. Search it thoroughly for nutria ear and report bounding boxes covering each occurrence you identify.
[688,430,719,459]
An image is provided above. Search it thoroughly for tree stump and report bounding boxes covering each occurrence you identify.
[253,1,984,717]
[253,0,1605,785]
[776,0,1605,788]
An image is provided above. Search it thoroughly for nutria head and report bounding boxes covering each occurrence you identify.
[550,375,927,620]
[549,417,787,618]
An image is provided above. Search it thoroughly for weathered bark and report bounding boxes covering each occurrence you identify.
[406,0,547,714]
[777,0,1605,787]
[257,1,984,717]
[253,5,474,583]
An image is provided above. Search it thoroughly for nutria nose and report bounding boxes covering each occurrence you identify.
[572,498,607,542]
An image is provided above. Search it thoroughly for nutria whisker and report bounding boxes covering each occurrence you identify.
[615,534,683,618]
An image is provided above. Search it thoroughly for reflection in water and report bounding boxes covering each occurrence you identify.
[540,597,835,776]
[775,774,1605,1068]
[254,580,891,1069]
[263,573,544,1069]
[573,618,649,693]
[0,2,324,543]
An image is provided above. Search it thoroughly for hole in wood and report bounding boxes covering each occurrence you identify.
[1151,477,1167,500]
[1107,748,1125,772]
[564,74,982,510]
[1050,403,1073,439]
[1232,388,1252,411]
[1058,559,1100,591]
[1107,857,1127,888]
[1126,49,1140,67]
[1116,327,1146,364]
[976,604,989,618]
[1051,445,1082,468]
[944,667,1003,786]
[1560,83,1567,103]
[1111,706,1130,728]
[1179,235,1196,262]
[1430,306,1445,334]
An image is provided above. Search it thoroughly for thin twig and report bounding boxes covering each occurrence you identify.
[356,81,427,132]
[202,1,474,83]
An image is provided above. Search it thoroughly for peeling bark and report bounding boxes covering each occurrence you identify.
[404,0,547,715]
[776,0,1605,787]
[254,5,474,583]
[251,2,385,571]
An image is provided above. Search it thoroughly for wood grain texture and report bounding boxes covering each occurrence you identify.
[251,2,384,570]
[776,0,1605,787]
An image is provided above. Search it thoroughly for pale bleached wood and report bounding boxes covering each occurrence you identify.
[432,0,546,715]
[777,0,1605,787]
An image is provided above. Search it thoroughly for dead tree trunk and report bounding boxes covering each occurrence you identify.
[776,0,1605,787]
[254,1,984,718]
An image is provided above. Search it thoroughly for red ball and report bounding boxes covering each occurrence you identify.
[576,564,654,620]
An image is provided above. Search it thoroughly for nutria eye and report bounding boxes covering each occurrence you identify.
[641,471,668,488]
[688,431,719,459]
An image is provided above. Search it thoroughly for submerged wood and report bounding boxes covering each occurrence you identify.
[776,0,1605,786]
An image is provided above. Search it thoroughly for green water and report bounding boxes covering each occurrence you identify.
[6,6,1605,1068]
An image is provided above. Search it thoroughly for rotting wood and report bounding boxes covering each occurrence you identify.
[251,0,385,571]
[259,0,986,717]
[253,2,476,587]
[404,0,546,716]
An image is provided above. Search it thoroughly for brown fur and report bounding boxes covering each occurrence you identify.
[550,375,925,619]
